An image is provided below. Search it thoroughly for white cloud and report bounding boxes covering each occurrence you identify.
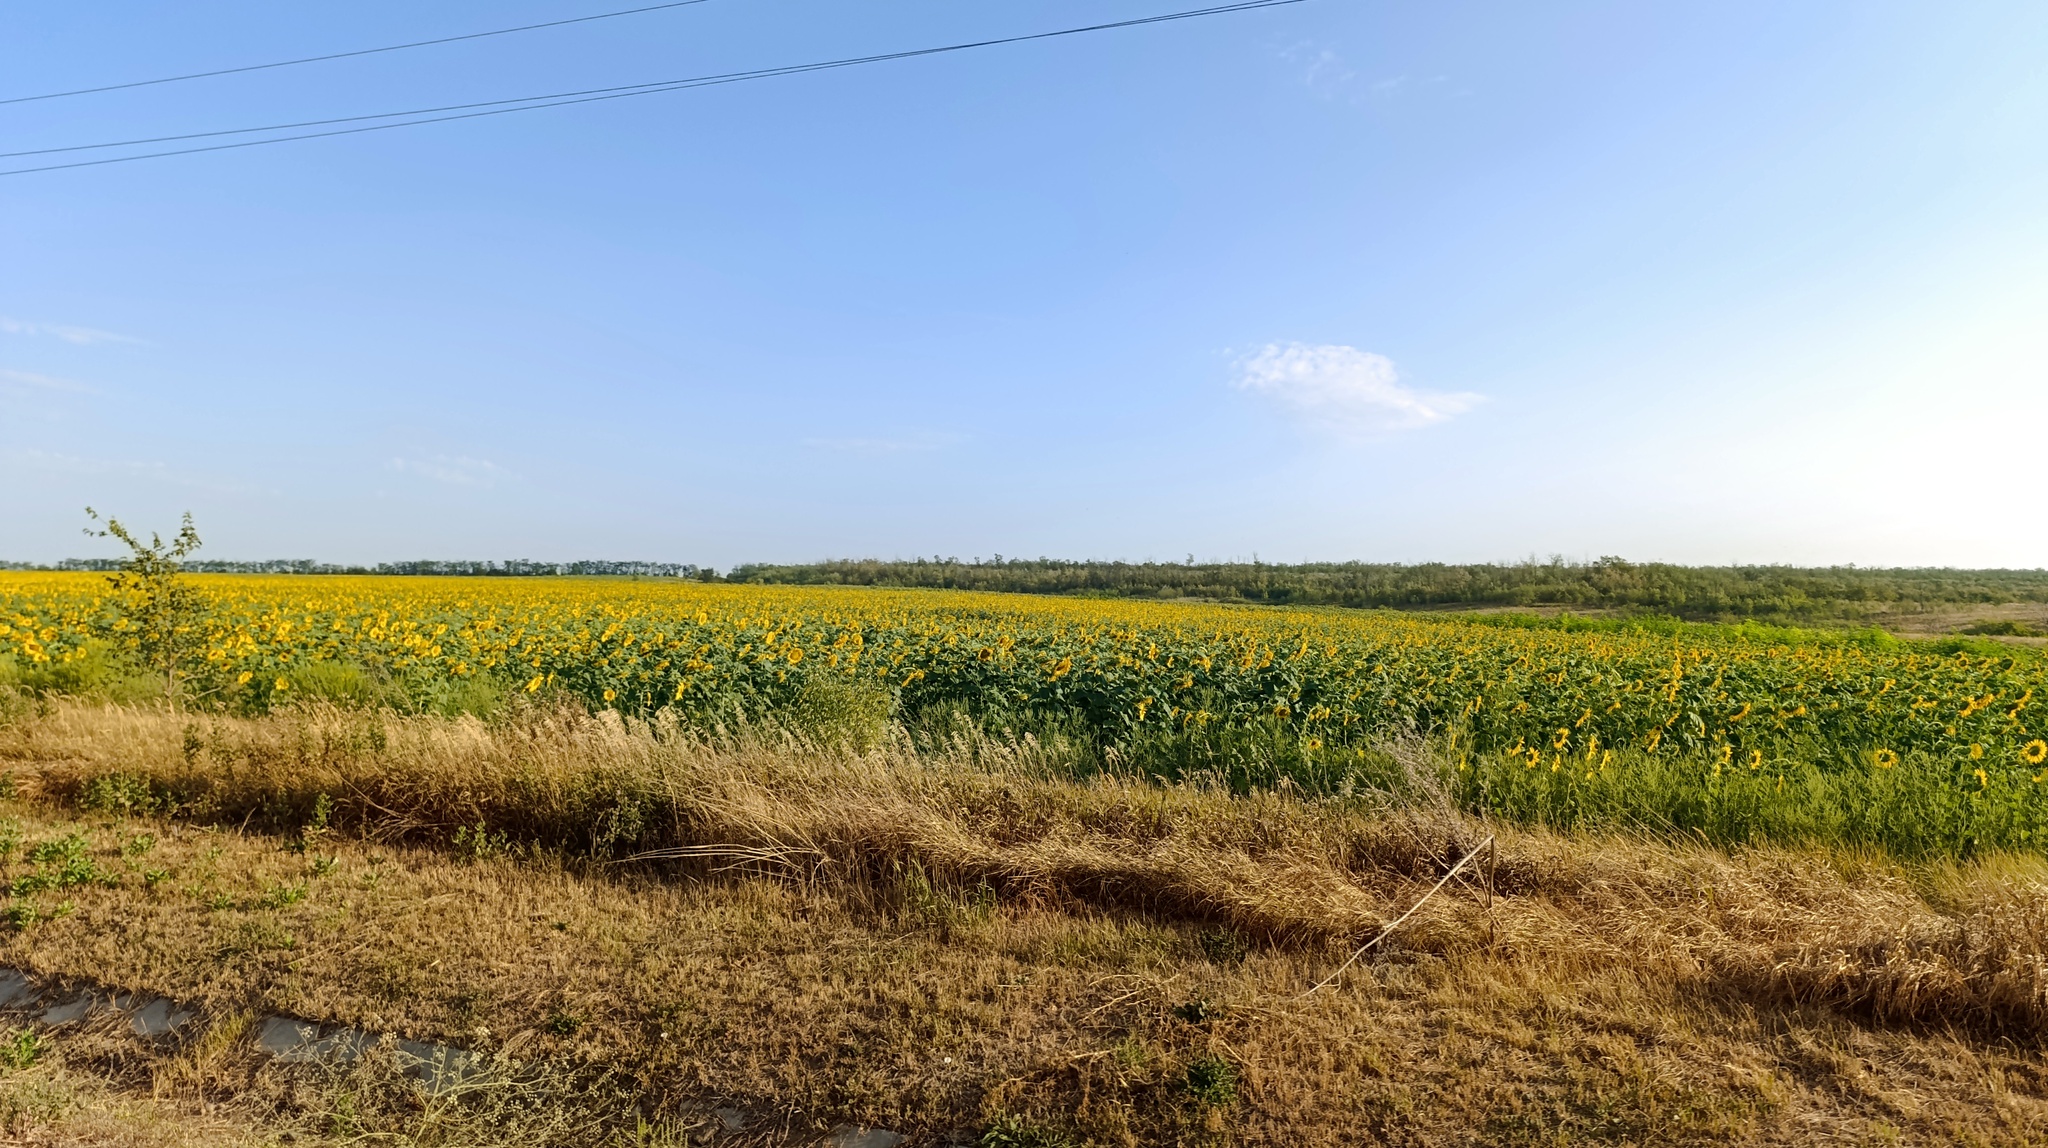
[0,368,95,394]
[1281,41,1356,97]
[0,448,251,493]
[1233,343,1482,436]
[387,455,511,487]
[0,317,140,346]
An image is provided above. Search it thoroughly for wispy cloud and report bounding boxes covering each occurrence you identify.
[1282,41,1357,98]
[1234,343,1482,437]
[0,448,251,494]
[0,367,96,394]
[387,455,512,488]
[1278,48,1457,105]
[802,432,960,456]
[0,316,140,346]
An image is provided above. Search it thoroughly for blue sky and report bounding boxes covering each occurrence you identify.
[4,1,2044,569]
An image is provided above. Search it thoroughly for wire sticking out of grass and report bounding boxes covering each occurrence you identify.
[1301,835,1494,996]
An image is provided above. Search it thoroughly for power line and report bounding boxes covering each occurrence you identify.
[0,0,1308,178]
[1,72,745,162]
[0,1,716,107]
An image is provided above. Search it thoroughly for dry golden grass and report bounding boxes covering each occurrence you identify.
[0,1057,285,1146]
[0,701,2046,1145]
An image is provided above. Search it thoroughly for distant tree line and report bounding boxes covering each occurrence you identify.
[14,551,2048,620]
[726,556,2048,621]
[17,558,709,579]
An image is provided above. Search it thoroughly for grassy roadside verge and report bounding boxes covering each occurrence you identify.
[0,702,2046,1145]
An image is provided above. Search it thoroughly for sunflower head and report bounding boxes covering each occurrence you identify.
[1873,748,1899,769]
[2025,739,2048,766]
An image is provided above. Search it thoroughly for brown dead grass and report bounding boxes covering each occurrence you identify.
[0,1057,284,1147]
[0,701,2045,1144]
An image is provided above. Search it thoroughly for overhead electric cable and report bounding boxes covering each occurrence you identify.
[0,0,1307,177]
[0,0,715,107]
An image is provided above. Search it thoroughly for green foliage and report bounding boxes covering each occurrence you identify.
[288,793,334,854]
[285,660,393,708]
[1963,620,2044,637]
[980,1114,1075,1148]
[259,881,309,909]
[0,640,157,703]
[733,555,2048,624]
[406,670,510,718]
[15,833,118,893]
[0,1029,40,1071]
[453,821,510,863]
[787,674,893,750]
[894,860,997,935]
[83,507,204,704]
[79,773,168,817]
[1195,928,1249,965]
[1458,740,2048,857]
[1181,1053,1238,1108]
[1113,715,1408,797]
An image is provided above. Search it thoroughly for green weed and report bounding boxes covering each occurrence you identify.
[1182,1053,1238,1108]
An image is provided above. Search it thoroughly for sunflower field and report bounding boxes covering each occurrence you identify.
[6,571,2047,850]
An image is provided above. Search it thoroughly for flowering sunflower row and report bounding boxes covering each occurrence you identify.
[3,572,2045,774]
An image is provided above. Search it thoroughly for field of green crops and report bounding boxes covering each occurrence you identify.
[6,571,2046,854]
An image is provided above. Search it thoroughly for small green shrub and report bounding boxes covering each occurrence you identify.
[1182,1053,1238,1108]
[79,773,167,817]
[0,1029,40,1070]
[453,822,510,863]
[83,507,205,705]
[980,1114,1074,1148]
[260,881,308,909]
[288,793,334,854]
[13,834,117,894]
[1196,927,1248,964]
